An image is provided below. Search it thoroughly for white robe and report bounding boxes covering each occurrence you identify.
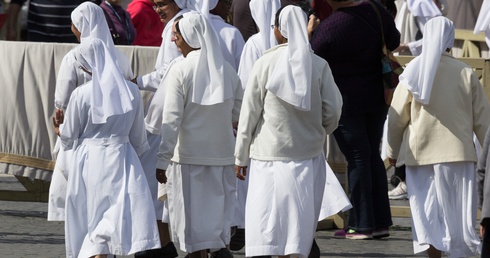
[210,14,245,71]
[407,162,481,257]
[61,81,160,257]
[48,48,133,222]
[139,9,191,92]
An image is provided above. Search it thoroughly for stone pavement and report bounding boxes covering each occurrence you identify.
[0,174,480,258]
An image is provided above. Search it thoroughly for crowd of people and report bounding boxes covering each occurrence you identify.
[4,0,490,257]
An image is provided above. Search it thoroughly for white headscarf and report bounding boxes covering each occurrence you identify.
[155,1,193,70]
[399,16,454,105]
[474,0,490,49]
[71,2,119,59]
[190,0,218,19]
[178,12,232,105]
[405,0,442,18]
[265,5,312,111]
[249,0,281,52]
[75,38,135,124]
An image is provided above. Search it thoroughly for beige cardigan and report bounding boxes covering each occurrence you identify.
[387,53,490,166]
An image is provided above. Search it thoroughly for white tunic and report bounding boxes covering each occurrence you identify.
[156,49,242,252]
[61,81,160,257]
[138,9,191,91]
[210,14,245,71]
[48,48,133,221]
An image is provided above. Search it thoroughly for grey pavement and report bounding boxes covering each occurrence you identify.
[0,173,480,258]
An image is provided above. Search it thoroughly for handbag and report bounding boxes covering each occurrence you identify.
[367,0,404,105]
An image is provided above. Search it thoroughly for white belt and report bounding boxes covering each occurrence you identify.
[77,136,129,146]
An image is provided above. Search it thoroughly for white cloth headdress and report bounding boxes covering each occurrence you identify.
[265,5,312,111]
[189,0,218,19]
[178,12,232,105]
[71,2,119,60]
[474,0,490,49]
[155,2,193,70]
[75,38,134,124]
[399,16,454,105]
[250,0,281,52]
[405,0,442,18]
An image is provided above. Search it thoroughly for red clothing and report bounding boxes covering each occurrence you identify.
[312,0,333,21]
[127,0,164,46]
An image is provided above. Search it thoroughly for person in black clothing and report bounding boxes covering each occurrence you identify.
[6,0,100,42]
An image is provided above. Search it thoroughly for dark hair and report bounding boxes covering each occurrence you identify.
[275,5,288,28]
[275,4,309,29]
[174,15,184,35]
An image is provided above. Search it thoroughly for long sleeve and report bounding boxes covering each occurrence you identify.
[321,63,343,135]
[477,127,490,210]
[59,90,83,150]
[471,70,490,143]
[128,85,150,156]
[386,84,412,160]
[156,67,185,170]
[54,51,88,110]
[234,64,266,166]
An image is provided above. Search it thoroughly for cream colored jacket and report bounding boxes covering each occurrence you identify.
[387,53,490,166]
[234,44,343,166]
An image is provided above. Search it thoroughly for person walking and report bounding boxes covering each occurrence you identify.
[388,16,490,258]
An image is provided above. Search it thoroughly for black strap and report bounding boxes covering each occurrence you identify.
[101,7,120,41]
[365,0,387,50]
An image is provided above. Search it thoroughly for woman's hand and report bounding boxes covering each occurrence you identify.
[156,168,167,184]
[235,165,248,181]
[52,109,64,136]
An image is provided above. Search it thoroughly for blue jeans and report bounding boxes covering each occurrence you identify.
[333,109,392,232]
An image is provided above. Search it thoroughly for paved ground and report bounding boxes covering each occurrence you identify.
[0,173,480,258]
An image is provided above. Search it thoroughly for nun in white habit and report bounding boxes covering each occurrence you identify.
[58,37,160,258]
[134,0,192,91]
[474,0,490,49]
[155,12,242,257]
[387,16,490,258]
[395,0,447,56]
[191,0,245,71]
[48,1,133,222]
[234,5,343,258]
[134,2,194,256]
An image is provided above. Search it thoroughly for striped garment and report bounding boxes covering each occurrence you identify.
[11,0,94,42]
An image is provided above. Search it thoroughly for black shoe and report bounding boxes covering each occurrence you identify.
[229,228,245,251]
[308,239,320,258]
[210,248,233,258]
[134,242,178,258]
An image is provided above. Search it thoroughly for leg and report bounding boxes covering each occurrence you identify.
[482,225,490,258]
[365,109,392,229]
[158,220,172,246]
[427,245,441,258]
[189,250,208,258]
[333,114,375,232]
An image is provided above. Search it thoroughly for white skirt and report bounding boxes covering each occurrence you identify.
[140,133,164,218]
[245,155,326,258]
[406,162,481,257]
[166,163,236,253]
[47,139,72,221]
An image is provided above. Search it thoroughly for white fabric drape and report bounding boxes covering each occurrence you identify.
[265,5,312,111]
[75,38,134,124]
[190,0,218,19]
[405,0,442,18]
[399,16,454,105]
[474,0,490,48]
[250,0,280,53]
[71,2,121,65]
[178,12,233,105]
